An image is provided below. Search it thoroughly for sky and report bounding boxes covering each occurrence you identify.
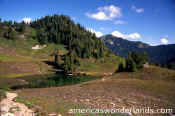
[0,0,175,45]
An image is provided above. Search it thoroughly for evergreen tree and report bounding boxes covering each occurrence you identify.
[130,58,137,72]
[125,56,137,72]
[117,61,125,72]
[16,23,25,33]
[131,51,148,69]
[52,49,60,66]
[63,51,80,73]
[37,29,47,44]
[63,56,71,73]
[116,51,148,73]
[4,27,17,40]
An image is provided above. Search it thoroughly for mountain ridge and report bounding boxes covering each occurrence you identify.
[101,34,175,65]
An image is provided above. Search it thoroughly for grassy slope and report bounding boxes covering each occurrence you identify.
[0,26,119,78]
[78,54,121,76]
[0,26,68,78]
[0,38,119,77]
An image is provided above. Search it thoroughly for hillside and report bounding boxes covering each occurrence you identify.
[0,15,121,77]
[101,34,175,65]
[0,15,121,82]
[0,15,175,116]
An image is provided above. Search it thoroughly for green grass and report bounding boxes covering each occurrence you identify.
[15,96,35,108]
[0,53,42,62]
[3,73,34,78]
[78,55,121,76]
[79,60,100,70]
[0,89,6,101]
[0,38,67,60]
[0,54,20,62]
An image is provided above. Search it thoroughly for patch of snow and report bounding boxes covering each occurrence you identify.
[107,40,114,45]
[144,62,149,68]
[32,45,46,50]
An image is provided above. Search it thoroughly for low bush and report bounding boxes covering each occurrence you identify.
[0,89,6,101]
[15,96,35,108]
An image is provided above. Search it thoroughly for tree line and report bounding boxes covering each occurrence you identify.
[0,17,28,40]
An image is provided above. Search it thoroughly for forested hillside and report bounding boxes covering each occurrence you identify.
[31,15,105,59]
[0,15,105,59]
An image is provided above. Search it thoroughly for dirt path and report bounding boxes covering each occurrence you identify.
[0,92,35,116]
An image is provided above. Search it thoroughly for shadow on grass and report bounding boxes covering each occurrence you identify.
[43,60,64,74]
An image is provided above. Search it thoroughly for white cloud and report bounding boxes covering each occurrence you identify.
[86,5,122,20]
[112,31,125,38]
[160,38,168,45]
[128,33,141,39]
[86,12,109,20]
[22,17,32,24]
[150,43,159,46]
[131,5,144,13]
[87,28,103,37]
[111,30,141,39]
[114,20,126,25]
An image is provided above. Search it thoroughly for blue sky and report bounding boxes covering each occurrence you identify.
[0,0,175,45]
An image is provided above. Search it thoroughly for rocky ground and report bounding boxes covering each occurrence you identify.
[0,92,34,116]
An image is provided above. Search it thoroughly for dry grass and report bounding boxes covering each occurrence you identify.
[16,67,175,116]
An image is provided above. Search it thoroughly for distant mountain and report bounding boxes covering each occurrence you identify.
[101,34,175,64]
